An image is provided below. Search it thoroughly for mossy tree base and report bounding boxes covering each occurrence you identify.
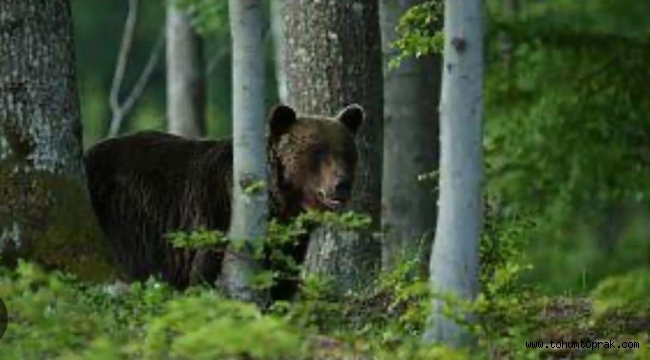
[0,0,117,282]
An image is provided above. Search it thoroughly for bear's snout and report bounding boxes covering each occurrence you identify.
[316,177,353,211]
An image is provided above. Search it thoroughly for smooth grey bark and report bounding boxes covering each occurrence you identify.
[166,1,206,138]
[0,0,113,280]
[270,0,287,103]
[424,0,484,347]
[380,0,440,275]
[221,0,267,303]
[284,0,384,294]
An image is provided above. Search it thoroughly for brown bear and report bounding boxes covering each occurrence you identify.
[84,104,364,299]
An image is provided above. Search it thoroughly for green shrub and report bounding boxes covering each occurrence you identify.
[590,268,650,315]
[0,261,305,360]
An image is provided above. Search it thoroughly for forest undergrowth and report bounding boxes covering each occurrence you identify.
[1,209,648,360]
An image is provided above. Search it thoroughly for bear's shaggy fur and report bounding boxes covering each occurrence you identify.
[84,104,364,297]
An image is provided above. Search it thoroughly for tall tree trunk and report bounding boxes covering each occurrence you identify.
[270,0,287,103]
[499,0,518,71]
[284,0,384,294]
[166,1,206,138]
[424,0,484,347]
[380,0,440,275]
[221,0,267,303]
[0,0,114,280]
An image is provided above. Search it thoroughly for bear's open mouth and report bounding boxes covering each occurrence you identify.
[316,189,348,211]
[302,190,350,212]
[320,197,343,210]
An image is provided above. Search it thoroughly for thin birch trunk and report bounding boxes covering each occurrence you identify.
[270,0,287,103]
[499,0,519,71]
[166,1,206,138]
[221,0,268,304]
[424,0,484,347]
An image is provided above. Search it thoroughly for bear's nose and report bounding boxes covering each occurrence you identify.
[333,179,352,199]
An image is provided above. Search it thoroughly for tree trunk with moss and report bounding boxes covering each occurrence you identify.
[0,0,114,280]
[221,0,268,303]
[283,0,383,294]
[380,0,440,275]
[166,1,206,138]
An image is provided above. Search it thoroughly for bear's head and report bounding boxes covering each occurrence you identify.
[268,104,364,213]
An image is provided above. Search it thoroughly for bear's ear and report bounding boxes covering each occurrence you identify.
[268,104,297,138]
[336,104,365,135]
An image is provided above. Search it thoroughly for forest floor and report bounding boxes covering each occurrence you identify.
[531,297,650,359]
[1,261,649,359]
